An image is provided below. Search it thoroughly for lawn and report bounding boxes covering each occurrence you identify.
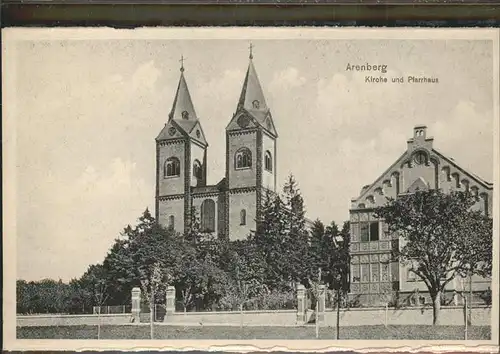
[17,324,491,340]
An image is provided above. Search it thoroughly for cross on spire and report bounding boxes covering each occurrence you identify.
[249,42,254,59]
[179,55,186,72]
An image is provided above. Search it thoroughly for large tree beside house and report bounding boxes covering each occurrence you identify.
[375,190,492,325]
[252,175,310,291]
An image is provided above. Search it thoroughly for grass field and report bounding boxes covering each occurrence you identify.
[17,325,491,340]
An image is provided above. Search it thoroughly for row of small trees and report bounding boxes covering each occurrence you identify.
[17,174,349,317]
[17,176,493,328]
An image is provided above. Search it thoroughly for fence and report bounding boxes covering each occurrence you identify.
[346,290,491,309]
[139,304,167,322]
[93,305,131,314]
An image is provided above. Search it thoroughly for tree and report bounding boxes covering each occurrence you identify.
[94,278,108,340]
[375,190,492,325]
[252,189,289,290]
[139,262,166,339]
[282,174,309,286]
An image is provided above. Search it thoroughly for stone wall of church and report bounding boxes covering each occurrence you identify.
[158,197,185,232]
[228,190,257,241]
[158,140,186,196]
[262,132,276,191]
[227,131,258,189]
[190,143,205,187]
[192,194,220,236]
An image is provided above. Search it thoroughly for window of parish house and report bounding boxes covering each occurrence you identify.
[360,264,369,283]
[371,263,379,282]
[360,221,379,242]
[351,264,360,283]
[381,263,390,282]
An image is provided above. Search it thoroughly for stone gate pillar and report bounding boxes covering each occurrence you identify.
[165,285,176,316]
[296,284,306,324]
[131,287,141,323]
[318,285,326,324]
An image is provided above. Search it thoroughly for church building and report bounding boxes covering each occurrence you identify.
[154,52,277,241]
[349,126,493,306]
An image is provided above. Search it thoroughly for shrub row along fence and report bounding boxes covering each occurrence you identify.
[18,285,491,329]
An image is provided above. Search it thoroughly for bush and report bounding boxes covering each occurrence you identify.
[346,295,363,309]
[253,291,296,310]
[216,290,296,311]
[479,289,492,305]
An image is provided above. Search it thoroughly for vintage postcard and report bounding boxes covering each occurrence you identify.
[2,27,499,351]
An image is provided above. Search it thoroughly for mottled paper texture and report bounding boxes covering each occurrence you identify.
[2,27,499,351]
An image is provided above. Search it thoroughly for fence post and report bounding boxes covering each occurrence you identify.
[464,296,468,340]
[296,284,306,324]
[131,287,141,323]
[385,302,388,327]
[318,285,326,324]
[165,286,176,318]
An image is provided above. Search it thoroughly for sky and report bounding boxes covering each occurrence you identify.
[7,35,494,282]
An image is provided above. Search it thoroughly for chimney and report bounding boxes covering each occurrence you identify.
[408,125,433,151]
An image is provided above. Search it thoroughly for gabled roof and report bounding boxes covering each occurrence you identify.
[352,131,493,204]
[353,152,407,202]
[431,148,493,190]
[156,120,186,141]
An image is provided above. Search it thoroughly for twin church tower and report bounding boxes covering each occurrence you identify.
[155,51,278,240]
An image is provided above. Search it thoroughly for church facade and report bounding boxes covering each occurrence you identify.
[349,126,493,306]
[155,54,277,241]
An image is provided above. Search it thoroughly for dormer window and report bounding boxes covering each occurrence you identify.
[252,100,260,109]
[181,110,189,120]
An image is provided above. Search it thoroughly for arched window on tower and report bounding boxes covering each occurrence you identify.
[200,199,216,233]
[265,151,272,172]
[235,148,252,169]
[240,209,247,226]
[168,215,175,230]
[193,159,202,185]
[164,157,180,177]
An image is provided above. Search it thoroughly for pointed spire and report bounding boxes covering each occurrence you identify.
[180,54,186,72]
[169,57,197,121]
[249,42,254,60]
[237,50,268,112]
